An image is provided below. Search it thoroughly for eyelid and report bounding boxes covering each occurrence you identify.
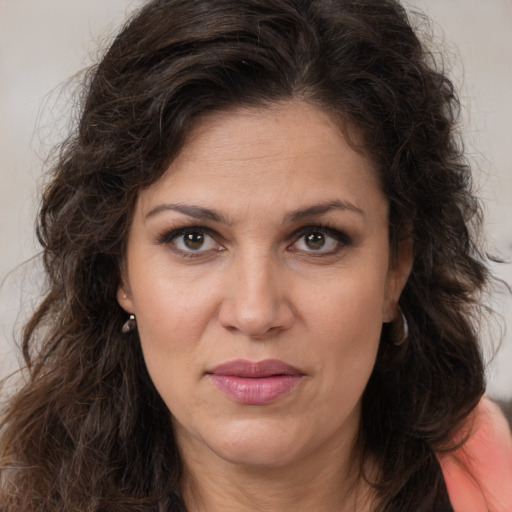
[157,226,225,256]
[288,225,352,253]
[158,226,213,244]
[291,225,351,242]
[156,223,351,258]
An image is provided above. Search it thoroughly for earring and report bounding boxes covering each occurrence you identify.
[122,314,136,334]
[393,306,409,346]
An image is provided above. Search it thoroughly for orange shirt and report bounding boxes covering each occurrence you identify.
[437,398,512,512]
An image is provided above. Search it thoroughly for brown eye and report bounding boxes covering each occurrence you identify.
[167,228,221,253]
[305,232,326,250]
[183,231,206,250]
[290,227,348,254]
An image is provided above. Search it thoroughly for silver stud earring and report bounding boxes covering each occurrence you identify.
[122,314,136,334]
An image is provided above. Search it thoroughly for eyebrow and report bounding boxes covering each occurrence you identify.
[145,203,229,223]
[284,200,365,222]
[145,199,365,224]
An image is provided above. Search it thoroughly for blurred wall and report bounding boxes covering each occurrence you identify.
[1,0,511,398]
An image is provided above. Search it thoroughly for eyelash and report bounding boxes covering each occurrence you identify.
[157,226,222,258]
[157,224,352,258]
[289,225,353,256]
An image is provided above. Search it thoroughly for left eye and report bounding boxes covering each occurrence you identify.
[291,229,344,253]
[169,228,220,252]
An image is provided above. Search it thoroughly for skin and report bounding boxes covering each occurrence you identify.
[118,101,412,511]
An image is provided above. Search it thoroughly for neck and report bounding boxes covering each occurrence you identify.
[179,435,377,512]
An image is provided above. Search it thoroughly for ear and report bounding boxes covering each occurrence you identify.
[382,237,413,323]
[117,271,135,314]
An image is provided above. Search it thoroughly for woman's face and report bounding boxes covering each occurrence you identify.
[118,101,411,471]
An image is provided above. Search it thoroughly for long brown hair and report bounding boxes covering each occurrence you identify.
[1,1,489,510]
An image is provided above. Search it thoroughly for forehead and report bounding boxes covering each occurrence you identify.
[137,101,385,220]
[176,101,365,171]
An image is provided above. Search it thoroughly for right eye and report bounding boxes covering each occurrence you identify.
[161,227,223,256]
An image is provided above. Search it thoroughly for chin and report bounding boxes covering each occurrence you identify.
[206,418,302,468]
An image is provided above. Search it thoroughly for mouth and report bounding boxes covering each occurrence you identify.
[206,359,304,405]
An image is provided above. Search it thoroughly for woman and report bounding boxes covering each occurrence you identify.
[1,0,510,510]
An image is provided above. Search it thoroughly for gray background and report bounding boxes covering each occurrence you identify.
[1,0,511,399]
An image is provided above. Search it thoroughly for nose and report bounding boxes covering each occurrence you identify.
[217,252,295,338]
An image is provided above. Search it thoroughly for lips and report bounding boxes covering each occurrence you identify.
[207,359,304,405]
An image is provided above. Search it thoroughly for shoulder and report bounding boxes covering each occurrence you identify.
[437,397,512,512]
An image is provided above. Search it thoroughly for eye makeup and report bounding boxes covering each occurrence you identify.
[288,225,353,254]
[155,220,354,263]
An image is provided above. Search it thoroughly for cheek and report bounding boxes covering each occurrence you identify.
[134,298,210,422]
[128,273,221,401]
[305,272,385,388]
[129,256,219,337]
[306,265,387,335]
[135,289,215,358]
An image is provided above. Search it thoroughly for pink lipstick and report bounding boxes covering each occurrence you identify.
[207,359,304,405]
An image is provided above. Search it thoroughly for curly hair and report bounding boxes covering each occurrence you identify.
[0,0,489,510]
